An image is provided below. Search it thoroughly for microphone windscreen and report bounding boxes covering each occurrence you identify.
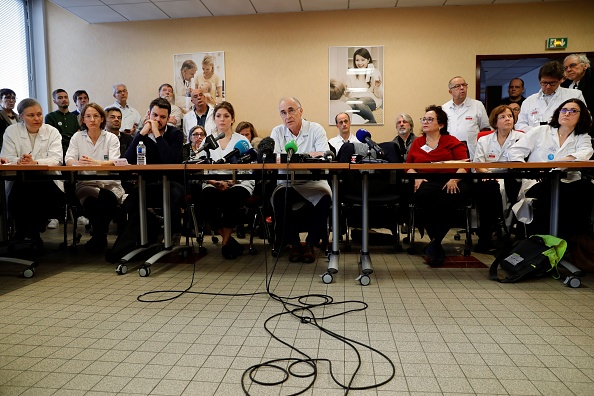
[285,140,298,154]
[234,139,251,155]
[258,137,275,154]
[215,131,225,140]
[356,128,371,143]
[324,150,336,161]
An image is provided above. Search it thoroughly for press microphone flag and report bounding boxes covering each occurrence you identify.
[236,148,257,164]
[285,140,298,162]
[356,128,384,157]
[214,139,250,164]
[197,131,225,154]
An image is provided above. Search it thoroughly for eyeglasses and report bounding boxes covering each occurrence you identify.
[420,117,435,123]
[563,63,582,71]
[115,89,128,95]
[280,107,301,117]
[449,83,468,89]
[559,108,581,115]
[539,81,559,87]
[2,96,16,101]
[192,133,206,137]
[84,114,102,120]
[497,114,514,120]
[510,107,520,113]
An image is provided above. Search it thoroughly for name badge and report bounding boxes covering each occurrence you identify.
[421,144,434,153]
[488,153,496,159]
[465,117,473,121]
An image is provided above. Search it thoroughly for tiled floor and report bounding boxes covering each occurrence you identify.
[1,227,593,395]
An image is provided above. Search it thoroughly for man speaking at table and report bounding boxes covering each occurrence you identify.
[270,97,331,263]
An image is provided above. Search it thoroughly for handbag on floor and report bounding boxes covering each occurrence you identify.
[489,235,566,283]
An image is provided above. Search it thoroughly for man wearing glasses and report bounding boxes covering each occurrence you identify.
[109,83,142,135]
[0,89,19,149]
[516,61,585,132]
[182,87,215,142]
[442,76,490,159]
[270,97,331,264]
[561,54,592,120]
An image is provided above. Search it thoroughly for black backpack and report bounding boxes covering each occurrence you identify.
[489,235,562,283]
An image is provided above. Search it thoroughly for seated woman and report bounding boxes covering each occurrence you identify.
[65,103,124,253]
[0,98,65,249]
[406,105,471,266]
[473,105,524,252]
[199,101,254,259]
[235,121,258,143]
[508,98,593,239]
[185,125,207,158]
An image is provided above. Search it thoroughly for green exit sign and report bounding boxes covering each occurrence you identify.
[546,38,568,49]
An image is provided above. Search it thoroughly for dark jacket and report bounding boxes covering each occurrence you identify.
[562,67,593,117]
[124,125,184,165]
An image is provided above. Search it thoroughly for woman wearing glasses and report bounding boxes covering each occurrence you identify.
[0,89,20,149]
[65,103,124,253]
[473,105,524,253]
[406,105,471,266]
[0,98,64,249]
[509,98,593,239]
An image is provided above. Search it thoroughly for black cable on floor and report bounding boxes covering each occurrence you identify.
[137,159,397,395]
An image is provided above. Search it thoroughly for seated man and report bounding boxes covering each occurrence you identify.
[123,97,185,241]
[270,97,331,263]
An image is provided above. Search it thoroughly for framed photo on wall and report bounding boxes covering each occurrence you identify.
[173,51,226,111]
[329,46,384,126]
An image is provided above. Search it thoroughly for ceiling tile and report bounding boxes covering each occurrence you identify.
[50,0,103,6]
[102,0,149,4]
[200,0,256,16]
[350,0,397,9]
[154,1,212,18]
[301,0,348,12]
[64,5,128,23]
[111,2,169,20]
[251,0,302,14]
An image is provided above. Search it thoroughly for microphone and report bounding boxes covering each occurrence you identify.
[214,140,250,164]
[356,128,384,157]
[190,131,225,157]
[236,148,257,164]
[285,140,298,163]
[324,150,335,162]
[257,137,275,163]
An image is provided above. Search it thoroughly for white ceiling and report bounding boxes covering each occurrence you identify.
[50,0,569,24]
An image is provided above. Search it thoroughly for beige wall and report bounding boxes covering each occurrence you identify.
[45,1,594,142]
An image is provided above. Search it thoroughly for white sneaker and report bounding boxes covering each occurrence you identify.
[77,216,90,226]
[47,219,59,229]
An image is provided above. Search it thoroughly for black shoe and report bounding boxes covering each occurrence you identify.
[288,244,303,263]
[222,244,237,260]
[424,240,444,267]
[85,235,108,254]
[302,244,315,264]
[228,237,244,256]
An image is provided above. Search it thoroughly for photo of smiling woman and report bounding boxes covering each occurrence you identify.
[329,46,384,125]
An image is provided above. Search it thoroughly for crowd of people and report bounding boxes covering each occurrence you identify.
[0,54,592,267]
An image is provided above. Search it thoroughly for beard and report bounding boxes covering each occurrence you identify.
[398,128,409,135]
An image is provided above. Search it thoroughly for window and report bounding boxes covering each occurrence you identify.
[0,0,30,107]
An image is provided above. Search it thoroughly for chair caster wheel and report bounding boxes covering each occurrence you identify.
[358,274,371,286]
[454,234,461,241]
[463,249,470,257]
[321,272,333,284]
[344,244,352,252]
[198,247,207,254]
[249,248,258,255]
[564,276,581,288]
[212,236,219,244]
[402,236,410,244]
[139,266,151,277]
[23,268,35,278]
[115,264,128,275]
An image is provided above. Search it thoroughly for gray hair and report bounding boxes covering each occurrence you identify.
[396,113,414,130]
[278,97,302,108]
[564,53,590,68]
[17,98,40,115]
[448,76,465,89]
[112,83,126,95]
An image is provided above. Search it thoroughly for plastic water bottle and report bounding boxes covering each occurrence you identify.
[136,141,146,165]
